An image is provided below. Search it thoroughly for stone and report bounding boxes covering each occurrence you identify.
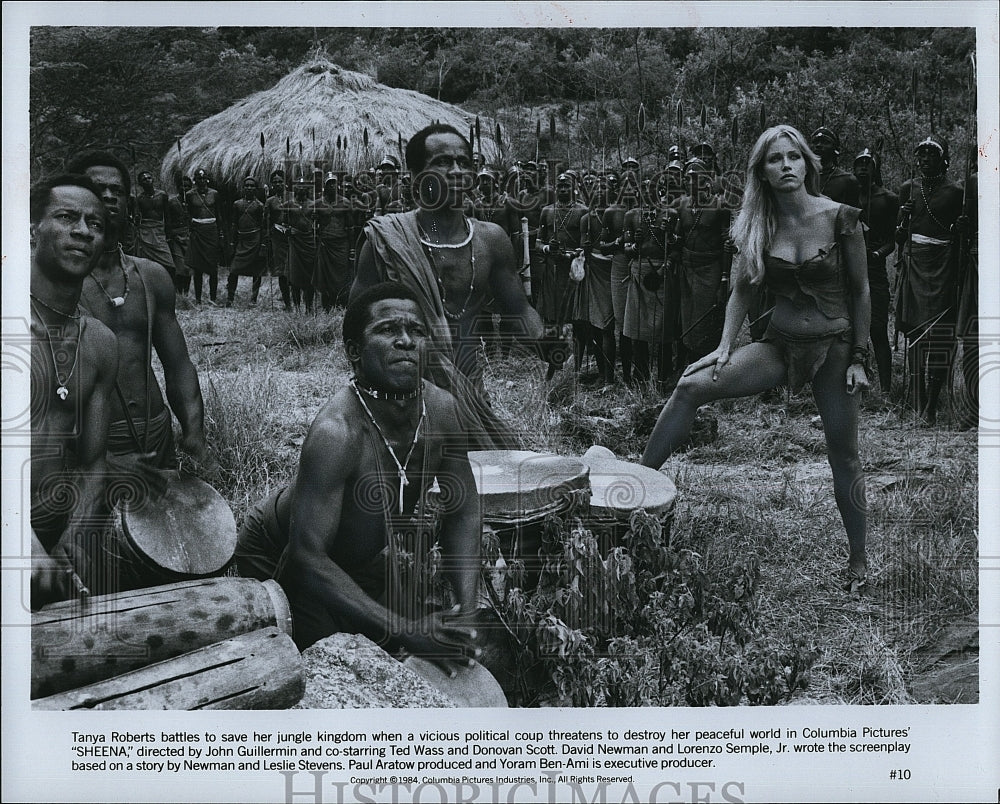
[293,633,456,708]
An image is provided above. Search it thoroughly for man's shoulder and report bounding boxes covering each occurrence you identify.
[81,314,118,353]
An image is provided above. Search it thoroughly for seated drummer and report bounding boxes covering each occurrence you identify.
[29,174,119,607]
[236,282,481,672]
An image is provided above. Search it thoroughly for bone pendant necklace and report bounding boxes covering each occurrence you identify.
[351,379,426,515]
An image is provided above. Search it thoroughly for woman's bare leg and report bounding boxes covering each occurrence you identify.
[810,341,867,579]
[641,341,787,469]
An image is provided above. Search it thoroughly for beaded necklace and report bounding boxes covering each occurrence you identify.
[918,175,950,232]
[30,299,80,401]
[351,379,426,515]
[417,218,476,321]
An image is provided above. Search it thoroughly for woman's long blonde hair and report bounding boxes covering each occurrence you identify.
[731,125,823,285]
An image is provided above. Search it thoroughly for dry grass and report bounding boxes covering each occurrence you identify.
[173,282,978,705]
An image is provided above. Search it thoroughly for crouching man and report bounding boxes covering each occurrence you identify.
[235,282,481,672]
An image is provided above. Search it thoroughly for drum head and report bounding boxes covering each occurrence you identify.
[122,475,237,577]
[581,445,677,519]
[469,450,590,523]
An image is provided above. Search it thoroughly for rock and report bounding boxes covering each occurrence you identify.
[909,618,979,704]
[403,657,508,708]
[910,658,979,704]
[293,633,456,708]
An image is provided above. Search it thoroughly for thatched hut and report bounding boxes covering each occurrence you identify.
[159,59,499,188]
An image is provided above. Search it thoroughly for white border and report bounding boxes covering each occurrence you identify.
[4,3,998,802]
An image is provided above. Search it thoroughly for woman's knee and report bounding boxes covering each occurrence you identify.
[673,371,713,406]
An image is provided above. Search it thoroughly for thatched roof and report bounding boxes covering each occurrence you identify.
[159,59,499,187]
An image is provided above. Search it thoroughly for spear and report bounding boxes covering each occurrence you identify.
[495,121,503,165]
[549,114,556,142]
[397,132,403,162]
[469,124,475,151]
[700,103,708,130]
[535,118,541,164]
[894,67,919,364]
[259,131,266,189]
[475,115,482,159]
[759,106,766,133]
[676,98,684,158]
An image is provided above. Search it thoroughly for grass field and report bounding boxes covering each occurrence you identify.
[174,274,978,706]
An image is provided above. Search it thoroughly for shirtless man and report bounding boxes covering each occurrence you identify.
[895,135,965,422]
[166,176,192,296]
[811,127,861,207]
[538,173,587,331]
[133,170,175,277]
[66,149,210,469]
[263,170,293,310]
[599,170,639,384]
[225,177,266,307]
[184,168,224,304]
[853,148,899,394]
[236,283,481,667]
[352,124,552,449]
[29,173,118,607]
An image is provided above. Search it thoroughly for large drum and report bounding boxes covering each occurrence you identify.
[470,450,590,526]
[32,576,292,699]
[75,475,238,595]
[34,628,304,710]
[580,445,676,544]
[469,450,590,587]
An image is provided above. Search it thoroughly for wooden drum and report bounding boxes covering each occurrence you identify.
[33,628,304,710]
[31,576,292,699]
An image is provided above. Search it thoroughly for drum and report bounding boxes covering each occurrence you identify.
[469,450,590,588]
[580,445,677,545]
[469,450,590,525]
[32,577,292,699]
[33,627,304,710]
[100,475,237,593]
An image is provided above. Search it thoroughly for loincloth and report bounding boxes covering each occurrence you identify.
[762,324,850,392]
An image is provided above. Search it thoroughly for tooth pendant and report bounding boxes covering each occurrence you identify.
[56,386,69,401]
[111,297,125,308]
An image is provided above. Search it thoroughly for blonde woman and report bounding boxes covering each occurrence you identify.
[641,124,871,592]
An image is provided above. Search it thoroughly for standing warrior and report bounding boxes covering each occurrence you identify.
[375,157,402,216]
[514,162,547,306]
[852,148,899,394]
[67,149,210,471]
[286,177,318,313]
[313,173,355,310]
[29,173,118,607]
[184,168,224,305]
[225,176,266,308]
[810,127,861,207]
[352,123,551,449]
[133,170,175,277]
[895,135,965,423]
[673,157,731,363]
[622,191,671,385]
[538,173,587,329]
[578,174,616,385]
[599,171,638,384]
[955,170,978,429]
[264,170,293,311]
[472,169,520,246]
[165,175,192,297]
